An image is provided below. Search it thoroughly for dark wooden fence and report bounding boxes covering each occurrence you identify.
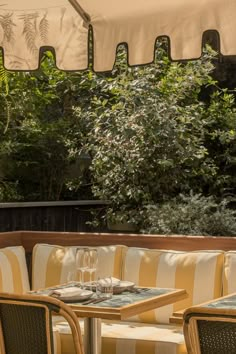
[0,201,109,232]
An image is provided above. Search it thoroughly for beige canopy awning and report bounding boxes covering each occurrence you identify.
[0,0,236,71]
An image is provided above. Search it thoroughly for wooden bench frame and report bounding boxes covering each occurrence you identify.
[1,231,236,253]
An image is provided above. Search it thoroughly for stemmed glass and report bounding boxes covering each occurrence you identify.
[75,248,89,288]
[66,270,77,284]
[87,249,98,288]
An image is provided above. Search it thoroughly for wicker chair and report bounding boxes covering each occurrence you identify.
[0,292,84,354]
[183,306,236,354]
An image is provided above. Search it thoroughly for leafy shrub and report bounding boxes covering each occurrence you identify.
[0,53,92,201]
[142,193,236,236]
[83,44,236,229]
[0,181,22,202]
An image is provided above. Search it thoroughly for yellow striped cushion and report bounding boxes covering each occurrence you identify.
[54,319,186,354]
[122,248,224,324]
[223,251,236,295]
[32,243,126,290]
[0,246,30,294]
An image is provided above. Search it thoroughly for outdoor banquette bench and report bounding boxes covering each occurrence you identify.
[1,230,236,354]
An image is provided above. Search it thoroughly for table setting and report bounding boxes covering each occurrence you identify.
[60,247,151,304]
[28,248,185,311]
[29,247,150,304]
[28,278,151,306]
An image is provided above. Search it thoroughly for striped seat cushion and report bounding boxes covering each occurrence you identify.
[122,247,224,324]
[54,319,187,354]
[32,243,127,290]
[0,246,30,293]
[223,251,236,295]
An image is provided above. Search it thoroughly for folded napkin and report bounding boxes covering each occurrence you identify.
[51,286,86,300]
[98,277,120,287]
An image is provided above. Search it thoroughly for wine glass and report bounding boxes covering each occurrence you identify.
[66,270,77,284]
[75,248,89,288]
[87,249,98,287]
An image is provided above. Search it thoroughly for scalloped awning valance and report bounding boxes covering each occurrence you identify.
[0,0,236,71]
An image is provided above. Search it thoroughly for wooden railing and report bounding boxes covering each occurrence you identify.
[1,231,236,253]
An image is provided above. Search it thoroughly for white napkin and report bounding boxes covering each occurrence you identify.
[52,286,85,299]
[98,277,120,287]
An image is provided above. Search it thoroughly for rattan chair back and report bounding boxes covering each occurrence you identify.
[183,307,236,354]
[0,292,84,354]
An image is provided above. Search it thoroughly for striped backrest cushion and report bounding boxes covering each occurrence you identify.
[32,243,127,290]
[122,247,224,324]
[0,246,30,294]
[223,251,236,295]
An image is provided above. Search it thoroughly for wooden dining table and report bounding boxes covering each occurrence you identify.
[68,286,188,354]
[185,292,236,315]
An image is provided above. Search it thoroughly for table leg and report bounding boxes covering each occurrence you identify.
[83,318,101,354]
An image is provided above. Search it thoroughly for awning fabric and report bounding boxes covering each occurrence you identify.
[0,0,88,71]
[1,0,236,72]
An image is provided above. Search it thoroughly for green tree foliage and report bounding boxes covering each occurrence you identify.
[76,44,236,230]
[0,52,92,201]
